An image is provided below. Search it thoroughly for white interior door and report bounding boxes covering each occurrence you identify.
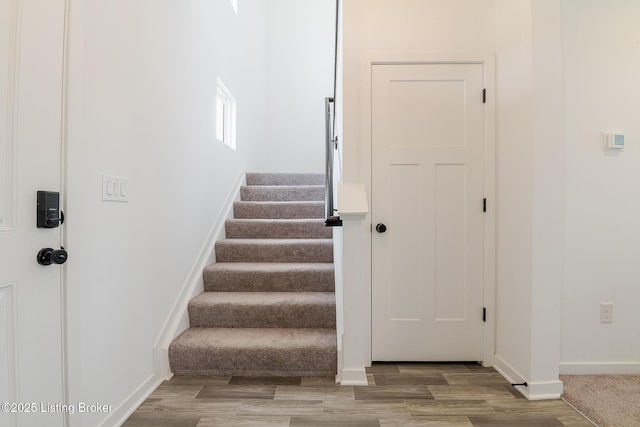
[371,63,485,361]
[0,1,66,425]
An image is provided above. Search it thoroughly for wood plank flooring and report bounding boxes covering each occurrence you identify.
[123,363,594,427]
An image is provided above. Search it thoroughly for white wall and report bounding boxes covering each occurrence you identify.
[493,0,565,398]
[343,0,497,177]
[342,0,566,398]
[64,1,267,425]
[342,0,498,378]
[493,0,534,381]
[561,0,640,374]
[255,0,335,173]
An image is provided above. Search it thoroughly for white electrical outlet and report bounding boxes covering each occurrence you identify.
[600,303,613,323]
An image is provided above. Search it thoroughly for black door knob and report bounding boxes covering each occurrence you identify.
[376,223,387,233]
[37,247,68,266]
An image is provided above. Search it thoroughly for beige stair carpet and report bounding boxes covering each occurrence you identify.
[169,173,337,377]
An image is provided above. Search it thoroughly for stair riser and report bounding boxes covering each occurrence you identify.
[233,202,325,219]
[169,328,337,377]
[204,266,335,292]
[246,173,324,186]
[216,241,333,263]
[240,186,324,202]
[225,220,332,239]
[169,345,337,377]
[188,303,336,329]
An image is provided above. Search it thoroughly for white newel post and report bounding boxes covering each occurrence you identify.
[336,182,370,385]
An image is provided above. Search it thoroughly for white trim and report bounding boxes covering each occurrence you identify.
[216,77,236,150]
[493,354,527,386]
[480,56,496,368]
[523,381,563,401]
[560,362,640,375]
[338,214,371,383]
[60,1,71,425]
[363,52,496,366]
[0,282,18,427]
[0,0,21,233]
[340,368,368,386]
[152,170,245,379]
[493,354,564,400]
[99,373,161,427]
[337,182,368,216]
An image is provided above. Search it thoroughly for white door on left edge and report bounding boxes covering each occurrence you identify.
[371,63,485,362]
[0,1,66,426]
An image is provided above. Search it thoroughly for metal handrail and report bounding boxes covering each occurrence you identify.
[325,97,341,227]
[325,0,342,227]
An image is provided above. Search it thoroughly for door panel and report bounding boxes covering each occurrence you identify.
[0,1,66,425]
[372,63,484,361]
[434,163,466,321]
[387,163,420,320]
[389,79,465,147]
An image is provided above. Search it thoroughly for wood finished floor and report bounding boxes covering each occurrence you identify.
[123,363,593,427]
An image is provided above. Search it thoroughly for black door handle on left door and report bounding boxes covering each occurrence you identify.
[37,247,68,266]
[376,223,387,233]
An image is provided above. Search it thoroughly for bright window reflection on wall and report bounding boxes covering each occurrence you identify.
[230,0,237,14]
[216,78,236,150]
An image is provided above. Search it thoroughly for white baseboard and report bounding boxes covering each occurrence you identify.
[523,380,563,400]
[492,354,562,400]
[340,368,368,386]
[492,354,526,386]
[99,373,162,427]
[152,170,246,379]
[560,362,640,375]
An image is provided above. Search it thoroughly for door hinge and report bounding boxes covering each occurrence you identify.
[483,198,487,212]
[483,307,487,322]
[483,88,486,103]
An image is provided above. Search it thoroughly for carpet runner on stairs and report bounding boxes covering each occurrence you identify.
[169,173,337,377]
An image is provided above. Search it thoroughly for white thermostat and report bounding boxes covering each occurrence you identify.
[605,133,625,150]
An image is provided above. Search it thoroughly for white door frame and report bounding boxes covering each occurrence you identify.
[362,53,496,367]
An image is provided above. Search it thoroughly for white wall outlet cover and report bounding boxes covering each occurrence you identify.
[600,303,614,323]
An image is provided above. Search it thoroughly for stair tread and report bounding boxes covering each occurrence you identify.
[235,200,325,205]
[217,238,333,244]
[172,327,336,350]
[169,327,337,376]
[233,201,325,219]
[225,218,332,239]
[215,239,334,263]
[227,218,326,223]
[188,292,336,328]
[244,185,325,189]
[190,291,335,306]
[240,185,325,202]
[246,173,325,186]
[203,262,335,292]
[205,262,334,272]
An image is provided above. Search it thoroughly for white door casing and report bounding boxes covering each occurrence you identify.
[0,0,66,425]
[371,62,487,361]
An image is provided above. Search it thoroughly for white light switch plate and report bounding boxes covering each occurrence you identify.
[103,174,129,202]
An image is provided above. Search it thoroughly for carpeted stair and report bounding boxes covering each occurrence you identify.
[169,173,337,377]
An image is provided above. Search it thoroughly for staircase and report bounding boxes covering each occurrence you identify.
[169,173,337,377]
